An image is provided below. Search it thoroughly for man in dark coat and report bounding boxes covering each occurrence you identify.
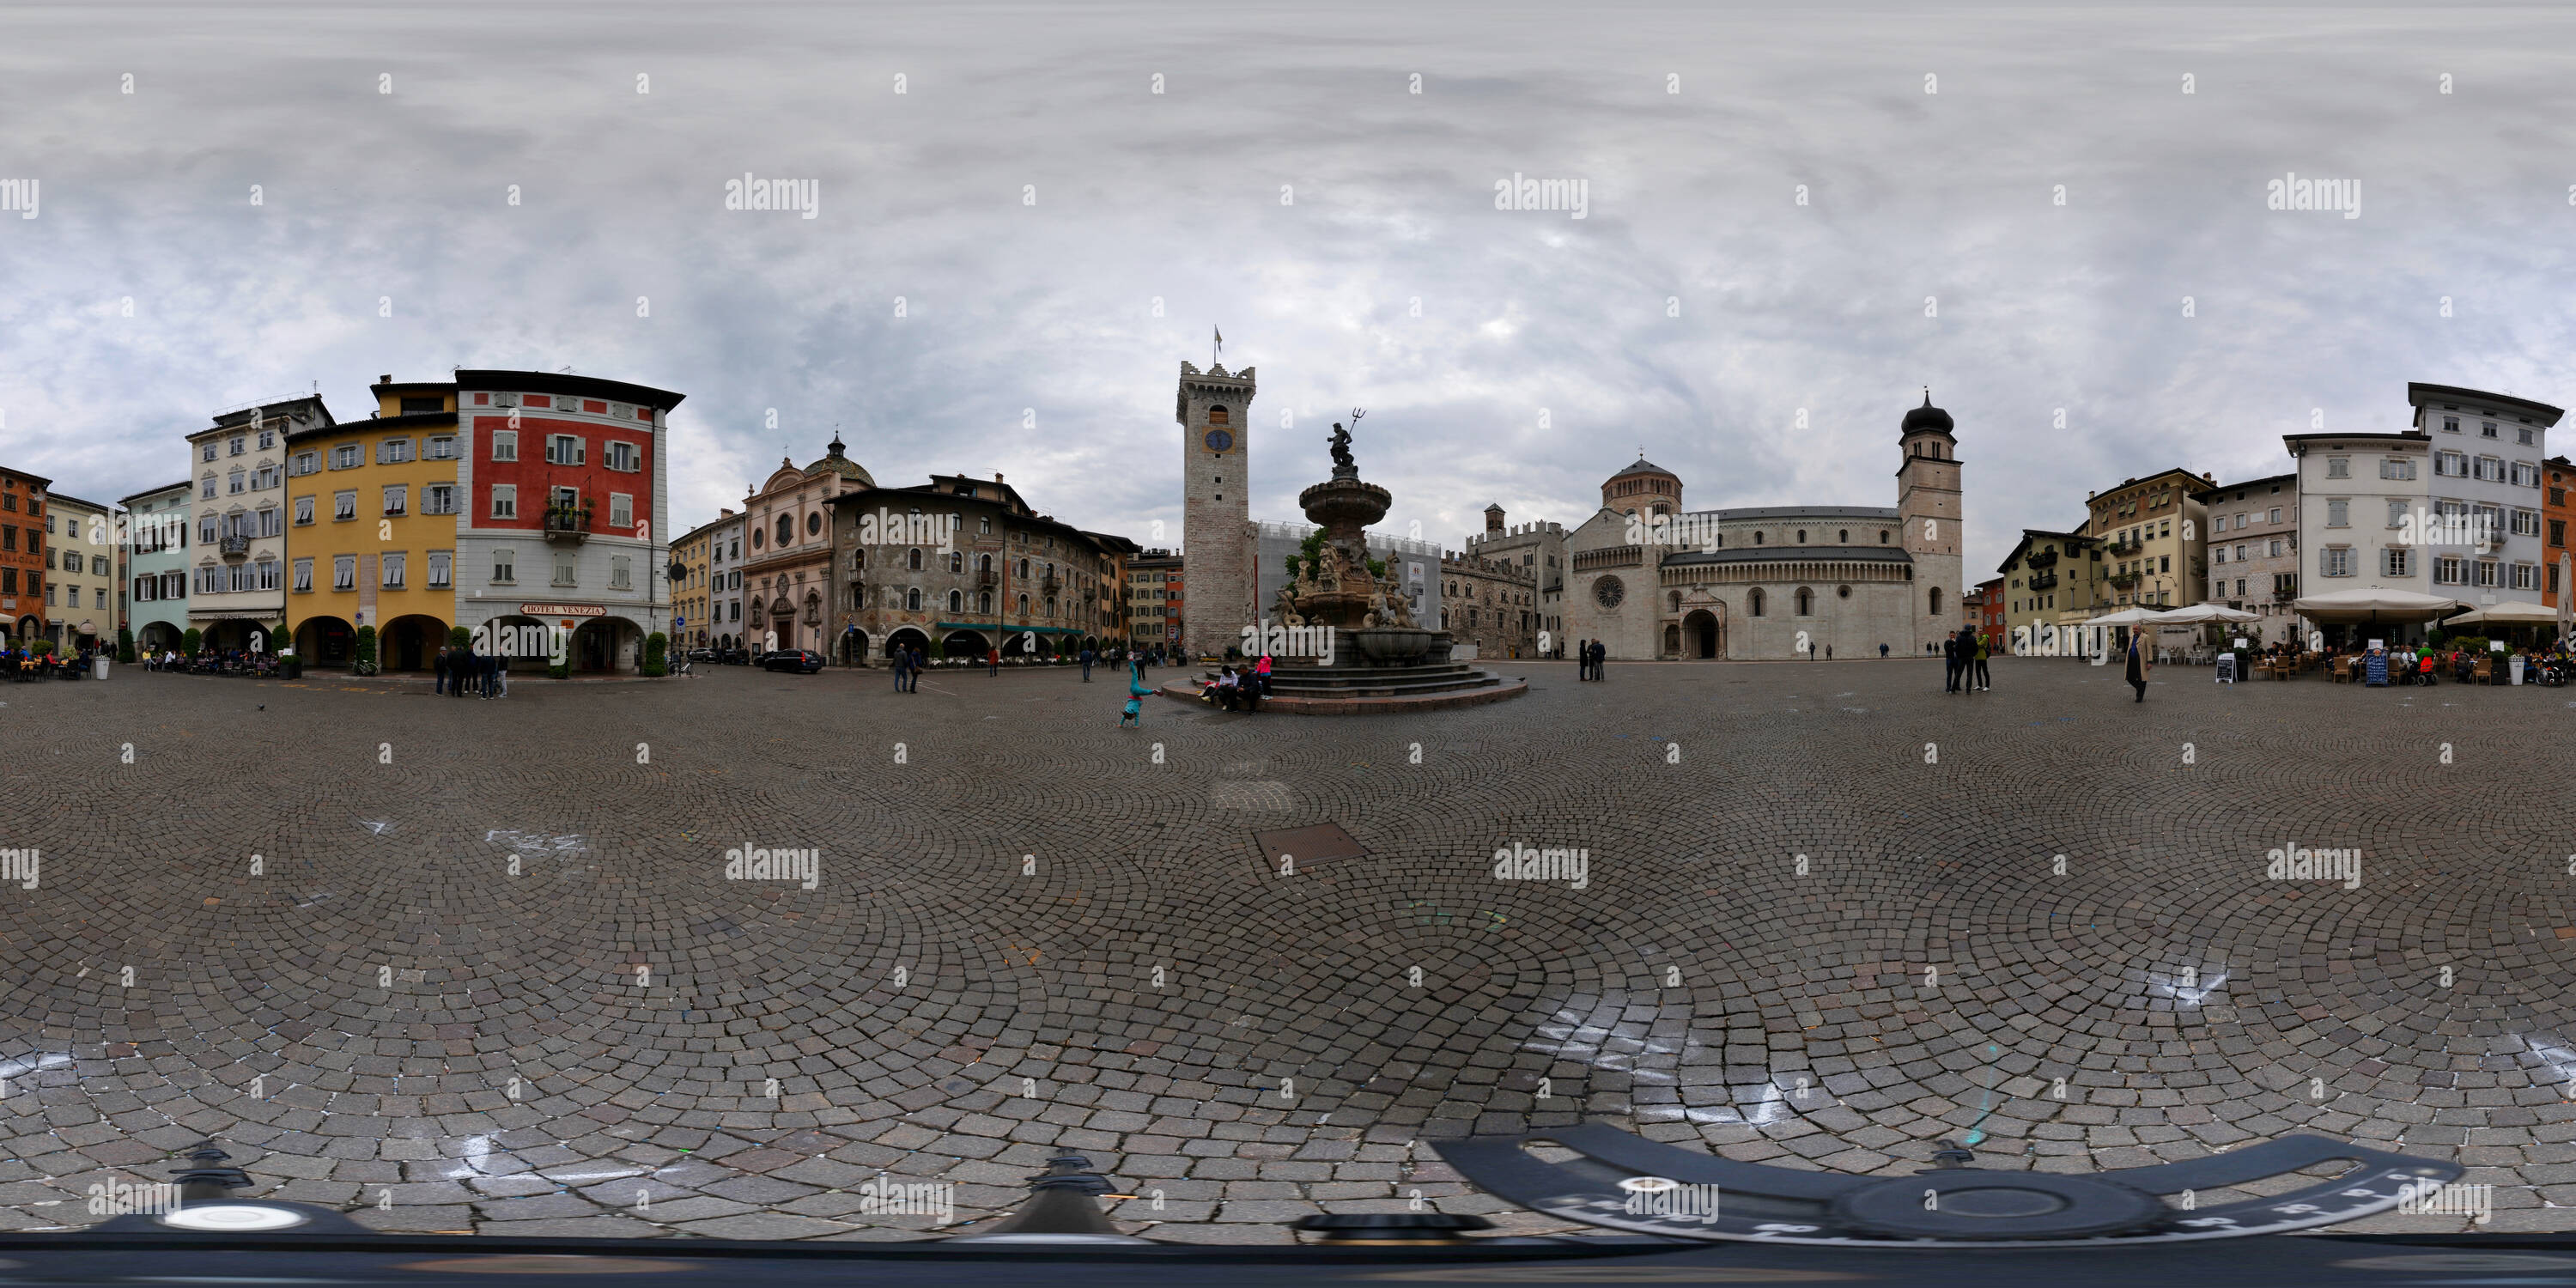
[2125,631,2149,702]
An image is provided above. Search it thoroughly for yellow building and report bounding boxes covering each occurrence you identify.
[1996,528,2105,653]
[2082,467,2213,610]
[671,516,721,650]
[284,376,461,671]
[43,491,118,652]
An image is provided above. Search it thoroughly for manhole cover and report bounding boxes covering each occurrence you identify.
[1252,822,1368,867]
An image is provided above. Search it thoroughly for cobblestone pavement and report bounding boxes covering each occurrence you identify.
[4,658,2575,1241]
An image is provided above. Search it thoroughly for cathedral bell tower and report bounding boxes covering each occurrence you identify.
[1898,389,1963,654]
[1178,361,1256,660]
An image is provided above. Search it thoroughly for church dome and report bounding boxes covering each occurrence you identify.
[1608,456,1675,482]
[1902,391,1954,436]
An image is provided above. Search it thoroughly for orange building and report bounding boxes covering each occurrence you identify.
[0,466,50,645]
[2546,455,2571,611]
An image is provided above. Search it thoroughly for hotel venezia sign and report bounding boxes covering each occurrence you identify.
[519,603,606,617]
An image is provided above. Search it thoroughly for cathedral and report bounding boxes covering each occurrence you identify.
[1552,393,1964,660]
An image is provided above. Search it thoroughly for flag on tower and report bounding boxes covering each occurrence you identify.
[1214,325,1223,358]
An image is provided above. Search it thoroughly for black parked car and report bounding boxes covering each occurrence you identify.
[720,647,753,665]
[760,648,826,674]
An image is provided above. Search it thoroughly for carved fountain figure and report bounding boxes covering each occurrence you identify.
[1273,410,1444,665]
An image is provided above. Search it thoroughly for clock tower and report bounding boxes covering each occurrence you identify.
[1178,360,1256,661]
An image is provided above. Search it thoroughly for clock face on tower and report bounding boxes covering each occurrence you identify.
[1203,428,1235,453]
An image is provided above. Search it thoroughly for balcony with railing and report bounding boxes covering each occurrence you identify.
[544,505,593,543]
[2107,538,2143,556]
[2106,571,2141,590]
[2025,550,2059,571]
[218,532,251,559]
[2027,572,2058,592]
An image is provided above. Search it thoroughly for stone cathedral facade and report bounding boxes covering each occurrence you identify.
[1559,394,1965,660]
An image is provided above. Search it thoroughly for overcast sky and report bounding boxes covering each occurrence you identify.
[5,2,2574,577]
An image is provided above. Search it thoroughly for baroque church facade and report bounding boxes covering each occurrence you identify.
[1558,394,1964,660]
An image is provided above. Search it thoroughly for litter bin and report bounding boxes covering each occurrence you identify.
[92,655,108,681]
[2511,656,2526,685]
[284,657,303,680]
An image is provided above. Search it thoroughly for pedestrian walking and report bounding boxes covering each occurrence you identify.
[1576,639,1590,680]
[1826,645,1832,660]
[1942,631,1962,693]
[1589,640,1607,681]
[1972,631,1992,691]
[434,647,449,695]
[2125,630,2149,702]
[455,643,477,697]
[987,646,1000,677]
[1880,642,1889,659]
[480,650,499,699]
[893,647,911,692]
[493,652,509,697]
[1080,647,1094,682]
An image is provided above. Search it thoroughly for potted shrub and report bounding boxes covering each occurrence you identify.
[181,627,202,657]
[643,631,669,677]
[116,628,136,665]
[351,625,379,676]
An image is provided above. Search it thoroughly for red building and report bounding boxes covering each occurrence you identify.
[450,371,686,671]
[0,466,50,645]
[1973,576,2007,651]
[2548,455,2571,611]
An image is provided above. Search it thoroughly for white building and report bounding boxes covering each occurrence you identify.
[2285,428,2433,645]
[187,395,327,651]
[705,510,746,651]
[2408,383,2561,609]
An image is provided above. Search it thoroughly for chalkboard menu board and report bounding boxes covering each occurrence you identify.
[2215,653,2236,683]
[2365,653,2390,685]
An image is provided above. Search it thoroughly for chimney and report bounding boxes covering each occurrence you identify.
[720,507,735,518]
[379,374,392,384]
[994,472,1005,483]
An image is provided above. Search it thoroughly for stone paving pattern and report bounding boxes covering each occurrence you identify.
[2,659,2573,1241]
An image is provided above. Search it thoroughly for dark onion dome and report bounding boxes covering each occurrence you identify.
[1903,389,1954,436]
